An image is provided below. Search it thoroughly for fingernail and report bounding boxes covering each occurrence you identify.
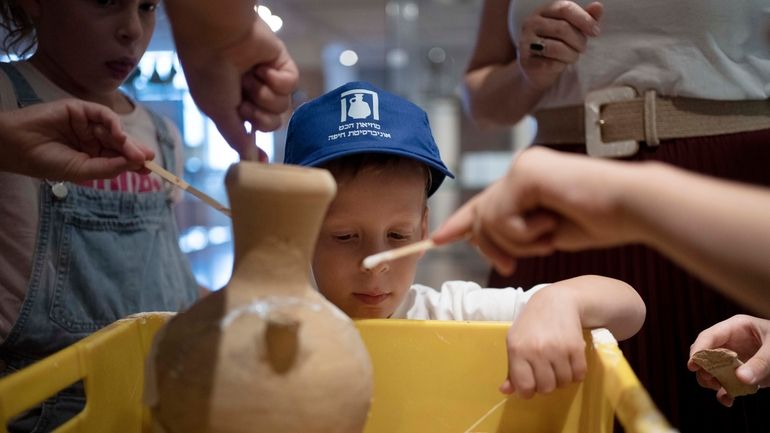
[591,25,601,36]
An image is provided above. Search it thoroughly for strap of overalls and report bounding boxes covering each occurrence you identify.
[144,109,177,175]
[0,62,43,107]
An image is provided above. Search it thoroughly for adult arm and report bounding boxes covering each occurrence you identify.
[463,0,602,127]
[164,0,298,160]
[0,99,153,180]
[433,147,770,316]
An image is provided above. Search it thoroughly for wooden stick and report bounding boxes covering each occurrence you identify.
[145,161,231,217]
[361,239,437,270]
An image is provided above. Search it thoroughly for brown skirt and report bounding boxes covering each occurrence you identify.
[489,128,770,432]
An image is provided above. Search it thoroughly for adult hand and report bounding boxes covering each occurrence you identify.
[174,17,298,161]
[500,285,586,397]
[688,315,770,407]
[0,99,154,181]
[432,147,637,275]
[517,1,603,91]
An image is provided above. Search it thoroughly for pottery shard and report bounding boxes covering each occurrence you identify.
[690,348,759,398]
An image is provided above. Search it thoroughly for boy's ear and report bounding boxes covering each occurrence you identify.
[421,206,429,240]
[415,206,430,259]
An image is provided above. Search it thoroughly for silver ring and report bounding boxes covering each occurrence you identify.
[529,38,546,55]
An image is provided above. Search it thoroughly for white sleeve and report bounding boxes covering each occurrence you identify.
[393,281,548,321]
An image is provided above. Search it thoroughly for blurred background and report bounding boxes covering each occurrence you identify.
[133,0,537,291]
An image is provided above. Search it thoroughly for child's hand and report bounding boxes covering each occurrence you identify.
[688,314,770,407]
[501,286,587,398]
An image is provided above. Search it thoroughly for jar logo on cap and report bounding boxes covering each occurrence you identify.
[329,88,392,143]
[340,89,379,122]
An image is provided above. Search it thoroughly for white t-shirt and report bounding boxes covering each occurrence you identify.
[509,0,770,108]
[392,281,547,321]
[0,62,185,341]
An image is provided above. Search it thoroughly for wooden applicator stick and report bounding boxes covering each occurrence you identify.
[145,161,231,217]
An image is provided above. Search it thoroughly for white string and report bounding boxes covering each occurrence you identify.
[462,396,509,433]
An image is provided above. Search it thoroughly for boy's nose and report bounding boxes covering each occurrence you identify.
[361,258,390,274]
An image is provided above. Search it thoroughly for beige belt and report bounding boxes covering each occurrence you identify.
[533,87,770,158]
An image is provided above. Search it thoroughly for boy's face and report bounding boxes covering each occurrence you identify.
[28,0,157,96]
[313,164,428,319]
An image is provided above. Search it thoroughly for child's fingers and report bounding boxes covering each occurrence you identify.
[508,357,536,399]
[531,360,557,394]
[570,348,587,382]
[551,356,574,389]
[499,378,514,395]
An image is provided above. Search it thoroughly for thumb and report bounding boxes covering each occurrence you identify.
[431,196,478,245]
[737,343,770,387]
[584,1,604,21]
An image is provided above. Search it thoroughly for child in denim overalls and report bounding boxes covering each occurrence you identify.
[0,1,199,431]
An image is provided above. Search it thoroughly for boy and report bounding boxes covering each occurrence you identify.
[284,81,645,397]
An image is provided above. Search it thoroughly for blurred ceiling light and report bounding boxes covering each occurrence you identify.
[402,2,419,20]
[428,47,447,64]
[254,4,283,32]
[385,1,399,16]
[339,50,359,67]
[265,14,283,32]
[386,48,409,68]
[256,5,271,18]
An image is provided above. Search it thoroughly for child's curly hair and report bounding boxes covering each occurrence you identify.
[0,1,36,57]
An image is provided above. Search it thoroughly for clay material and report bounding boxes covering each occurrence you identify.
[690,348,758,398]
[148,163,373,433]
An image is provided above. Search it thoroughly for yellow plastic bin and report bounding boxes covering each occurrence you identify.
[0,313,675,433]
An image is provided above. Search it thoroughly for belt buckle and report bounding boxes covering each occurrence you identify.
[584,87,639,158]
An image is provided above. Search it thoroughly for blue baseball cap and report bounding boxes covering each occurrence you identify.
[283,81,453,196]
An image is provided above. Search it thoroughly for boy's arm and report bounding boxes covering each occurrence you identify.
[501,275,644,397]
[549,275,646,341]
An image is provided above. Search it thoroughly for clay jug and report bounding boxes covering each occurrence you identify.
[148,163,373,433]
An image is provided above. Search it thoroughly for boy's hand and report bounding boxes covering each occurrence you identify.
[500,286,586,397]
[688,314,770,407]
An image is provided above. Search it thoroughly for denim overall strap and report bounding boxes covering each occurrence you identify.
[145,109,177,174]
[0,65,198,365]
[0,63,40,107]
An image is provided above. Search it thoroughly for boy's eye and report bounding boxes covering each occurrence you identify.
[388,232,410,241]
[95,0,117,6]
[333,233,357,242]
